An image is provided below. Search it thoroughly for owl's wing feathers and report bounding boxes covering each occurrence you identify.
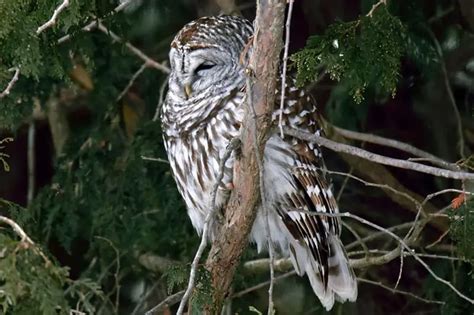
[272,84,357,310]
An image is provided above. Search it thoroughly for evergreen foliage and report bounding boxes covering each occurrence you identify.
[292,5,405,103]
[0,200,103,314]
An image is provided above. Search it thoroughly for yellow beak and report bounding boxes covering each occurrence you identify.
[184,84,193,99]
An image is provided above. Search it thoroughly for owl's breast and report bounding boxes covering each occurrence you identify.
[162,95,244,232]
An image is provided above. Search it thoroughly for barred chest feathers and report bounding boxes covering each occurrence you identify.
[162,91,244,235]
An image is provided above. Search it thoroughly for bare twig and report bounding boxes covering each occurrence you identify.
[0,67,20,99]
[348,249,468,262]
[96,22,170,74]
[331,125,459,171]
[131,281,160,315]
[277,0,294,138]
[146,290,185,315]
[366,0,387,17]
[405,189,474,241]
[426,228,450,249]
[428,5,455,23]
[247,241,466,273]
[243,257,293,273]
[336,167,353,201]
[284,127,474,180]
[95,236,121,313]
[57,0,135,43]
[176,139,240,315]
[36,0,70,34]
[153,75,169,122]
[141,156,170,164]
[116,63,148,102]
[0,137,13,145]
[231,271,296,299]
[346,221,413,250]
[358,278,445,305]
[394,249,404,289]
[321,168,421,211]
[342,220,369,256]
[309,210,474,304]
[0,137,13,172]
[243,208,474,303]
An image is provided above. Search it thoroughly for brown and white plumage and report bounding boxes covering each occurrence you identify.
[161,15,357,310]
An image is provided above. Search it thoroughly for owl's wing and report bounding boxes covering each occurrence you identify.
[272,83,357,310]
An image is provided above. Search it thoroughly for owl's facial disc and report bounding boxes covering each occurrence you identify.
[169,46,239,100]
[182,58,217,98]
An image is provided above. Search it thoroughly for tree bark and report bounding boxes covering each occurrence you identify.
[204,1,286,313]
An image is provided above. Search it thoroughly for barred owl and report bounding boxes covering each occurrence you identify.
[161,15,357,310]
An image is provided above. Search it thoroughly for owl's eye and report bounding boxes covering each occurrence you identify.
[195,63,215,74]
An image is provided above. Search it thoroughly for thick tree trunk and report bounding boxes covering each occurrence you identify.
[203,0,286,313]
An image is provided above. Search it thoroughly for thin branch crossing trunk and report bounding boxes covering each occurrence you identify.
[204,1,286,313]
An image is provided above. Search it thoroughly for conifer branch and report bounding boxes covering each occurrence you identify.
[0,215,52,267]
[57,0,135,43]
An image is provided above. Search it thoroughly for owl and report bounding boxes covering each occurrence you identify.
[161,15,357,310]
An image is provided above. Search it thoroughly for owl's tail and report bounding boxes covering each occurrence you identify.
[288,233,358,311]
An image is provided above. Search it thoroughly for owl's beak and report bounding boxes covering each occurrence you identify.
[184,84,193,99]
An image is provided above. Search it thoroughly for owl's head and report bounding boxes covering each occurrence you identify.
[167,15,253,101]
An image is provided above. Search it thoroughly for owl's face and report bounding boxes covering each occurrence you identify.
[167,16,253,103]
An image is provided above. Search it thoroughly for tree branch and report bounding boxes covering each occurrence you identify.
[0,214,52,267]
[95,22,170,74]
[204,1,286,312]
[0,67,20,99]
[277,0,294,138]
[366,0,387,17]
[36,0,70,34]
[57,0,135,44]
[243,210,474,304]
[284,127,474,180]
[145,290,185,315]
[358,278,444,305]
[116,62,148,101]
[329,123,459,171]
